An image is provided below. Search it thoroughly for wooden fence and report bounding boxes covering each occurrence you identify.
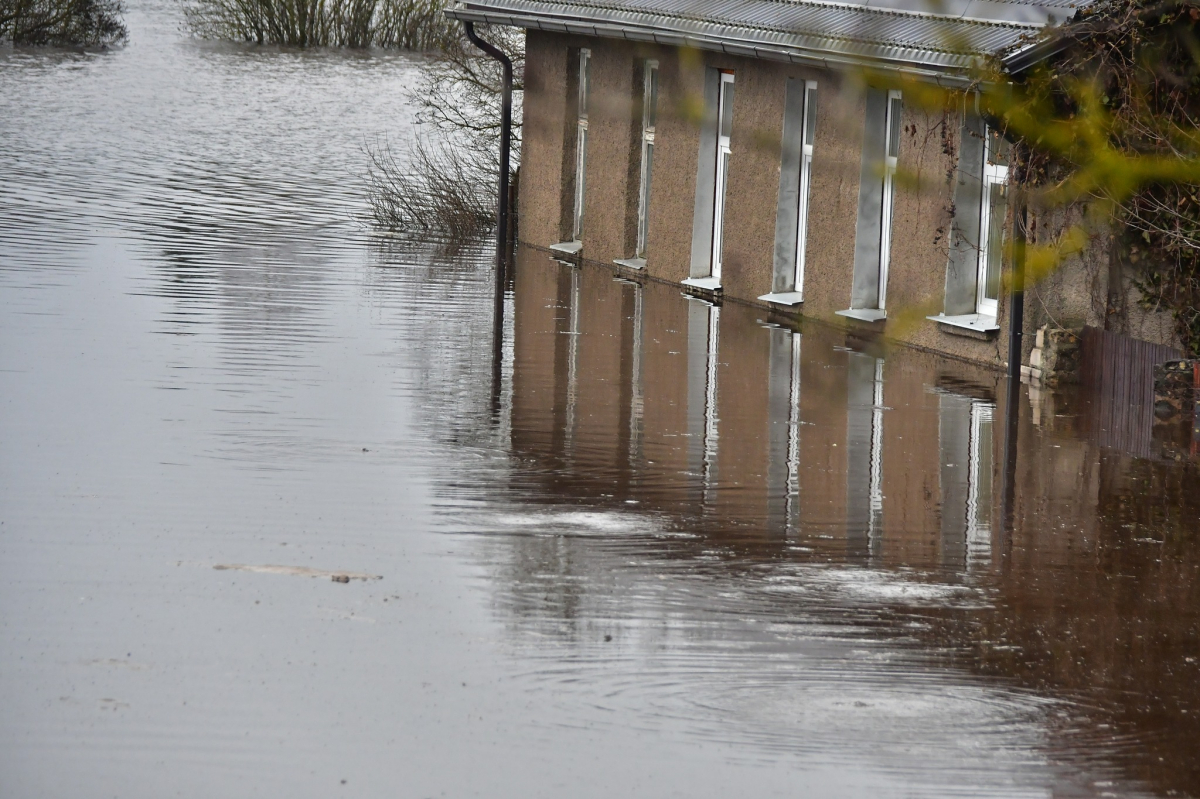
[1079,326,1182,460]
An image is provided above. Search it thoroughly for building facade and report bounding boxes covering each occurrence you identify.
[448,0,1182,370]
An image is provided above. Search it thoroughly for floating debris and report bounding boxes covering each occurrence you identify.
[213,564,381,581]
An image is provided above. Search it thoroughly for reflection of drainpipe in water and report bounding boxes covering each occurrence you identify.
[462,21,513,421]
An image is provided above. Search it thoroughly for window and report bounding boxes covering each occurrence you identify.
[842,88,901,322]
[927,107,1004,332]
[764,78,817,305]
[635,60,659,259]
[976,128,1009,318]
[687,68,735,289]
[877,90,902,310]
[793,81,818,294]
[572,48,591,242]
[709,72,735,282]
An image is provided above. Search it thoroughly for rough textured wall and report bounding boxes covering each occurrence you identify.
[796,75,866,317]
[714,55,789,301]
[579,41,639,261]
[519,30,571,248]
[642,46,703,283]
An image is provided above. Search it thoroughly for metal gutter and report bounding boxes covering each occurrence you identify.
[445,4,987,84]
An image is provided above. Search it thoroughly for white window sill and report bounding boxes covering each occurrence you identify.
[681,276,722,291]
[927,313,999,333]
[549,240,582,255]
[758,291,804,306]
[836,308,887,322]
[614,257,646,270]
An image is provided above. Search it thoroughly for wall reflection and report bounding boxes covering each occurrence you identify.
[496,246,1200,795]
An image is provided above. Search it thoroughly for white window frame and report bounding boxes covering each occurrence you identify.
[976,129,1008,319]
[572,48,591,242]
[877,90,902,310]
[709,71,735,282]
[635,60,658,259]
[792,80,818,296]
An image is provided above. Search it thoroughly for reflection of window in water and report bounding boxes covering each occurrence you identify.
[564,266,581,455]
[847,354,884,559]
[621,278,645,467]
[767,327,802,530]
[938,392,995,568]
[686,296,720,500]
[966,401,994,563]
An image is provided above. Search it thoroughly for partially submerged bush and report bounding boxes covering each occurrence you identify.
[0,0,127,46]
[366,135,497,239]
[183,0,456,49]
[366,23,524,240]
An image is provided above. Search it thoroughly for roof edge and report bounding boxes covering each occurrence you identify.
[445,2,981,85]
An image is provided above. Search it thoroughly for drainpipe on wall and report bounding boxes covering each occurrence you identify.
[1007,192,1028,382]
[461,20,513,419]
[1000,182,1029,565]
[462,20,513,274]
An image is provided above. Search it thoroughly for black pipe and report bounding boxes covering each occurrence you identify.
[1007,196,1027,383]
[462,20,513,273]
[462,20,513,420]
[999,187,1029,566]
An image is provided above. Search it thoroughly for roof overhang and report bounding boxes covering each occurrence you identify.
[443,0,1044,86]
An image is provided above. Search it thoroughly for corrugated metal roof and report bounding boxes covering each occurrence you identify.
[447,0,1087,76]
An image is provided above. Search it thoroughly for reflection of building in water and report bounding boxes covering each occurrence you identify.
[846,353,884,561]
[937,392,995,569]
[563,265,581,456]
[686,296,720,503]
[766,326,802,531]
[493,250,1200,794]
[621,277,645,469]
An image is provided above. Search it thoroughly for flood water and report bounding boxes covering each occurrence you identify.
[2,3,1199,796]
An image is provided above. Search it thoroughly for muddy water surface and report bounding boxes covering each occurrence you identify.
[2,4,1199,797]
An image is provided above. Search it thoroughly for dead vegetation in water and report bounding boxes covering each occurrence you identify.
[0,0,127,46]
[365,135,497,240]
[365,23,524,240]
[182,0,457,49]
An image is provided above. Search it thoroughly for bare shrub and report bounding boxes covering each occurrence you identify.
[365,134,495,239]
[182,0,457,50]
[0,0,127,45]
[366,23,524,239]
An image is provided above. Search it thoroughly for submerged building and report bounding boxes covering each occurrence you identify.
[447,0,1186,370]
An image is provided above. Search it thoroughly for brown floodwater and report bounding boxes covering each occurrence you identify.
[2,3,1198,796]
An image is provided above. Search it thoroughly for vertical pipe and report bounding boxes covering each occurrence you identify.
[462,20,513,272]
[1007,192,1027,382]
[461,20,513,419]
[1000,180,1028,568]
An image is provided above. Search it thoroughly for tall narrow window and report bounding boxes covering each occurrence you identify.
[976,128,1009,318]
[709,72,735,282]
[877,90,902,310]
[572,48,591,242]
[635,60,659,259]
[793,81,818,294]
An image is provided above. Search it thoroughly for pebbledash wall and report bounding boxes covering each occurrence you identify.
[517,30,1130,371]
